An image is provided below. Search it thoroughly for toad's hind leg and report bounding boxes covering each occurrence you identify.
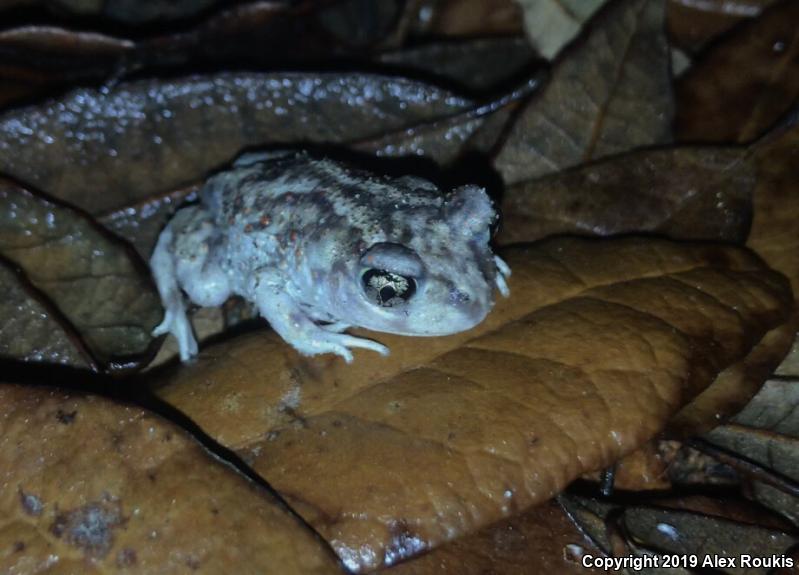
[150,206,231,361]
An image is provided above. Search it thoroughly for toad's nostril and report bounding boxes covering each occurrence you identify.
[449,287,470,304]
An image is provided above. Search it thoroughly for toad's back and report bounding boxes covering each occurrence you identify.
[205,152,443,241]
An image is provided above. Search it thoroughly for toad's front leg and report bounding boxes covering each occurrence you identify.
[252,270,388,363]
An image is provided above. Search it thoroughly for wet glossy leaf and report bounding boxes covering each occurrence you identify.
[498,146,754,245]
[0,384,341,574]
[153,237,793,570]
[0,259,91,369]
[0,178,161,369]
[676,0,799,144]
[515,0,608,59]
[0,72,472,213]
[493,0,673,184]
[354,77,543,165]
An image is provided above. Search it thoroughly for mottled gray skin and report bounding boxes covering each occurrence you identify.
[150,151,510,362]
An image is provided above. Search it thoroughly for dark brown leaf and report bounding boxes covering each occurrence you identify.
[492,0,673,184]
[387,500,605,575]
[0,72,472,213]
[0,178,161,370]
[378,37,538,92]
[667,0,778,54]
[676,0,799,144]
[1,0,222,23]
[498,146,754,245]
[749,119,799,292]
[409,0,524,37]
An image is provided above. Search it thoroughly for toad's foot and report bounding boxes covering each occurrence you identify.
[303,331,389,363]
[495,255,511,297]
[152,307,198,361]
[254,277,388,363]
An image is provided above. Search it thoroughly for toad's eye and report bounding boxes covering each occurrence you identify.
[361,269,417,307]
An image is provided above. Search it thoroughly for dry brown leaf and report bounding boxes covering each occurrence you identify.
[0,384,342,574]
[386,500,604,574]
[0,178,161,370]
[0,72,472,213]
[676,0,799,144]
[498,146,754,245]
[492,0,672,184]
[152,237,793,570]
[667,0,778,54]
